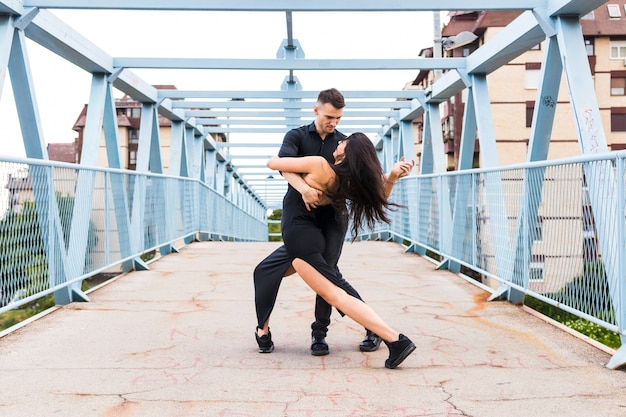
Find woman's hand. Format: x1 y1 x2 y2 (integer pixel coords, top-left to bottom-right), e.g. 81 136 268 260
388 157 415 182
384 157 414 198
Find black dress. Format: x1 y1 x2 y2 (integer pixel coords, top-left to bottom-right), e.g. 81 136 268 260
253 122 364 330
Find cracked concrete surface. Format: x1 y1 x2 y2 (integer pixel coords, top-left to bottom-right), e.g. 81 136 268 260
0 241 624 417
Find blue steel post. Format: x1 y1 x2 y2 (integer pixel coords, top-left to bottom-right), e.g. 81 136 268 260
450 84 477 271
472 74 517 302
606 155 626 369
556 16 623 363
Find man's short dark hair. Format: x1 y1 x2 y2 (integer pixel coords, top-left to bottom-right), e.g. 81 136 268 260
317 88 345 109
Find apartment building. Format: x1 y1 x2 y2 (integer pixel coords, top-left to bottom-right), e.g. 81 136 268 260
71 85 178 171
412 5 626 170
409 5 626 292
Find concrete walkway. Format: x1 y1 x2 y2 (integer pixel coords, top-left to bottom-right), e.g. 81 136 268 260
0 241 624 417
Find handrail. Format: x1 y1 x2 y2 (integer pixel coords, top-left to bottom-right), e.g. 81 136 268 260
0 157 267 313
366 151 626 368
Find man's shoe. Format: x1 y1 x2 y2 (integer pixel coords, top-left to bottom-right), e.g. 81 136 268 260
384 334 415 369
255 327 274 353
359 331 383 352
310 336 329 356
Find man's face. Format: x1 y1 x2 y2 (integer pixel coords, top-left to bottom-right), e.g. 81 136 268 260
314 102 343 136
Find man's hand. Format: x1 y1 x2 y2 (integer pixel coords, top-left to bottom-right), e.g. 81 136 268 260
281 171 323 211
301 186 323 211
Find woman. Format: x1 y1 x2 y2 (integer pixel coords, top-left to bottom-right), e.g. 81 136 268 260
266 132 416 369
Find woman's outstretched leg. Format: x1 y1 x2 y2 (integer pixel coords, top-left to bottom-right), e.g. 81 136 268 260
293 258 397 340
292 258 415 368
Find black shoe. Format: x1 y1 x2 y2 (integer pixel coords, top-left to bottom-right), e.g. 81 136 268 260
359 330 383 352
310 336 329 356
255 327 274 353
384 334 415 369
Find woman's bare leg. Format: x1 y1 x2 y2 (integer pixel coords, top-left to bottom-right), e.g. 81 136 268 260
292 258 399 342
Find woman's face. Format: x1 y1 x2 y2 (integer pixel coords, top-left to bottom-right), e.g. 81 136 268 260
333 139 348 163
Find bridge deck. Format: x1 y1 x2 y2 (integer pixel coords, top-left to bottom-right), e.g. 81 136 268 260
0 241 623 417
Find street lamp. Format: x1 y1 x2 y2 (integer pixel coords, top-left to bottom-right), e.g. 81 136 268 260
265 175 274 208
442 31 478 51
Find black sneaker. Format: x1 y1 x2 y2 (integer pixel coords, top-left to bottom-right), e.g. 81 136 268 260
359 330 383 352
255 327 274 353
310 335 329 356
384 334 415 369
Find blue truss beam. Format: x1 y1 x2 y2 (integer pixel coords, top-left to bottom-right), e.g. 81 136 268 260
548 0 609 16
171 100 414 110
24 1 544 12
114 57 465 71
203 126 383 134
197 119 388 126
159 90 426 100
186 110 400 118
0 0 20 14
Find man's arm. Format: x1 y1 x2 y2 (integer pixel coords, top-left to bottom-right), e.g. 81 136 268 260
268 155 326 211
281 172 323 210
277 129 324 211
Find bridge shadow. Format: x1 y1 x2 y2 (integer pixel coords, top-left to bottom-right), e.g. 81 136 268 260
0 241 623 417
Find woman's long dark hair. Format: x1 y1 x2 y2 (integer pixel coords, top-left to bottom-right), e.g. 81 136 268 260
326 132 400 240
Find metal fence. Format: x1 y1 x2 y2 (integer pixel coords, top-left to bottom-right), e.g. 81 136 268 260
2 151 625 367
0 157 267 313
377 151 625 368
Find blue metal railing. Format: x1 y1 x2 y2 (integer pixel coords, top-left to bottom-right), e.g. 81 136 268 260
0 156 267 313
370 151 626 368
1 151 625 367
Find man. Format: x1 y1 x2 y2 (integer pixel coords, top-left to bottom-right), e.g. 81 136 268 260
254 88 382 355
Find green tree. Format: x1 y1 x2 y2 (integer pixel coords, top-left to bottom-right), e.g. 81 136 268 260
268 209 282 242
0 201 46 306
0 193 98 307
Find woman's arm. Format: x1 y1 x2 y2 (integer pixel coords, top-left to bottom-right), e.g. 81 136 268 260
384 157 415 198
267 155 326 175
268 156 333 200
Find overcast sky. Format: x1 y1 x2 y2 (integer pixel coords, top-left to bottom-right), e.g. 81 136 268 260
0 10 448 158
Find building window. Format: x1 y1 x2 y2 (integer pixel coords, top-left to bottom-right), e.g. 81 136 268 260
611 107 626 131
524 63 541 89
526 101 535 128
128 128 140 144
608 4 621 18
584 38 594 56
610 40 626 59
129 150 137 167
442 116 453 142
125 107 141 118
529 254 545 282
534 215 544 242
611 71 626 95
